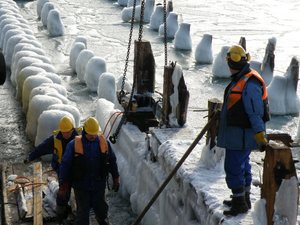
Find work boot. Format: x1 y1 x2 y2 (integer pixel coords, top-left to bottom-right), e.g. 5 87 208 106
223 192 251 209
223 195 249 216
245 192 251 209
223 195 233 207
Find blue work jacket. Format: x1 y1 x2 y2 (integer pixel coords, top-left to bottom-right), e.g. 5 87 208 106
217 65 266 150
59 131 119 191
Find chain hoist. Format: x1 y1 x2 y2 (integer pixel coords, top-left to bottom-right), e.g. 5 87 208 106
110 0 145 144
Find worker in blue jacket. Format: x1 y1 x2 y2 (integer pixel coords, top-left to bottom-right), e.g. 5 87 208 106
217 45 270 216
57 117 120 225
25 115 80 175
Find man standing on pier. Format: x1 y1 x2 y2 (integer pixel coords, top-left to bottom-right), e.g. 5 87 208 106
217 45 270 216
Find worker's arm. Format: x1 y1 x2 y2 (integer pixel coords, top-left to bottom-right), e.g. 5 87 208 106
28 135 54 161
243 78 266 133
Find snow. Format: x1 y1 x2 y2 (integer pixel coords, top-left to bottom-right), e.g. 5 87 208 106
195 34 213 65
97 72 116 103
174 22 192 51
149 5 164 31
84 56 107 92
47 9 65 37
158 12 178 39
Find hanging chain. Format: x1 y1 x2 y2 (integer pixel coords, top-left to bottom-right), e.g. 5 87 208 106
138 0 145 42
110 0 146 144
118 0 138 103
163 0 168 66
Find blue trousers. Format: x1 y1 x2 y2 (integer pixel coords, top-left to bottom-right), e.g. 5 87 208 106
224 148 252 190
74 188 108 225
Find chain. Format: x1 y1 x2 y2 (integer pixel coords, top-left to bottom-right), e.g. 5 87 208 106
118 0 138 103
111 0 146 144
163 0 168 66
138 0 145 42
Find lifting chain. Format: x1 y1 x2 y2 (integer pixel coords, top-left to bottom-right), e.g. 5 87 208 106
110 0 145 144
163 0 168 66
118 0 138 104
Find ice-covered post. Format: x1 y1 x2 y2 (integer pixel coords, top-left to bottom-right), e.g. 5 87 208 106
134 40 155 94
162 62 189 127
206 99 222 149
239 36 246 51
261 133 298 225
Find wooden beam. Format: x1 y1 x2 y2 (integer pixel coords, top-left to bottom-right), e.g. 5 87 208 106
33 162 43 225
206 99 222 149
1 163 9 225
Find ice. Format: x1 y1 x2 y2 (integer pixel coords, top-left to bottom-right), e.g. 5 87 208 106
174 22 192 51
97 72 116 103
47 9 65 37
195 34 213 65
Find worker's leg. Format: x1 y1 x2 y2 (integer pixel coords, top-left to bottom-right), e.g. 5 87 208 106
92 189 109 225
74 189 90 225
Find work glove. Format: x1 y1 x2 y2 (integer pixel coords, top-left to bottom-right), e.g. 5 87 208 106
56 182 71 206
254 131 268 151
56 204 68 223
23 157 30 164
112 177 120 192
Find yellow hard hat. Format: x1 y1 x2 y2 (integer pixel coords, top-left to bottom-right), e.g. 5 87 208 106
59 116 74 132
83 117 99 135
226 45 250 63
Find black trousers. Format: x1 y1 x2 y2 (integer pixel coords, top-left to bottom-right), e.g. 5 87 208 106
74 188 108 225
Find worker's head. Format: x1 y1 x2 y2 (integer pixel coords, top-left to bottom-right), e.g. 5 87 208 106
83 117 99 140
59 115 75 139
226 45 250 71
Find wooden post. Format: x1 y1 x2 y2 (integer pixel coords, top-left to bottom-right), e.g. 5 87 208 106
33 162 43 225
162 62 189 127
162 64 174 125
176 73 189 126
134 40 155 94
1 163 9 225
206 99 222 149
261 134 298 225
239 37 246 51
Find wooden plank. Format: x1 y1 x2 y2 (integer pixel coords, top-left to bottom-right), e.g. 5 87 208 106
1 163 9 225
33 162 43 225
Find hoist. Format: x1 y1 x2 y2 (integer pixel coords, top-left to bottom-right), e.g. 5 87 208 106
110 0 189 144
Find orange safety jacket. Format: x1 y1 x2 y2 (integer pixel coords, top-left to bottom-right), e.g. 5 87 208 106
226 69 270 128
227 70 268 109
74 133 108 155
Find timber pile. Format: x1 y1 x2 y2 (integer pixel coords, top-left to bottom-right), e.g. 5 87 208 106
1 162 58 225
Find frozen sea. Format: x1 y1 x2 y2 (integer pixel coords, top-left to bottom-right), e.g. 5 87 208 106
7 0 300 224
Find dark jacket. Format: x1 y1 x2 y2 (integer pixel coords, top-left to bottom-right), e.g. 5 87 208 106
29 129 78 174
59 131 119 191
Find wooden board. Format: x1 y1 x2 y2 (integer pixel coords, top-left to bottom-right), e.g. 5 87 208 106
33 162 43 225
